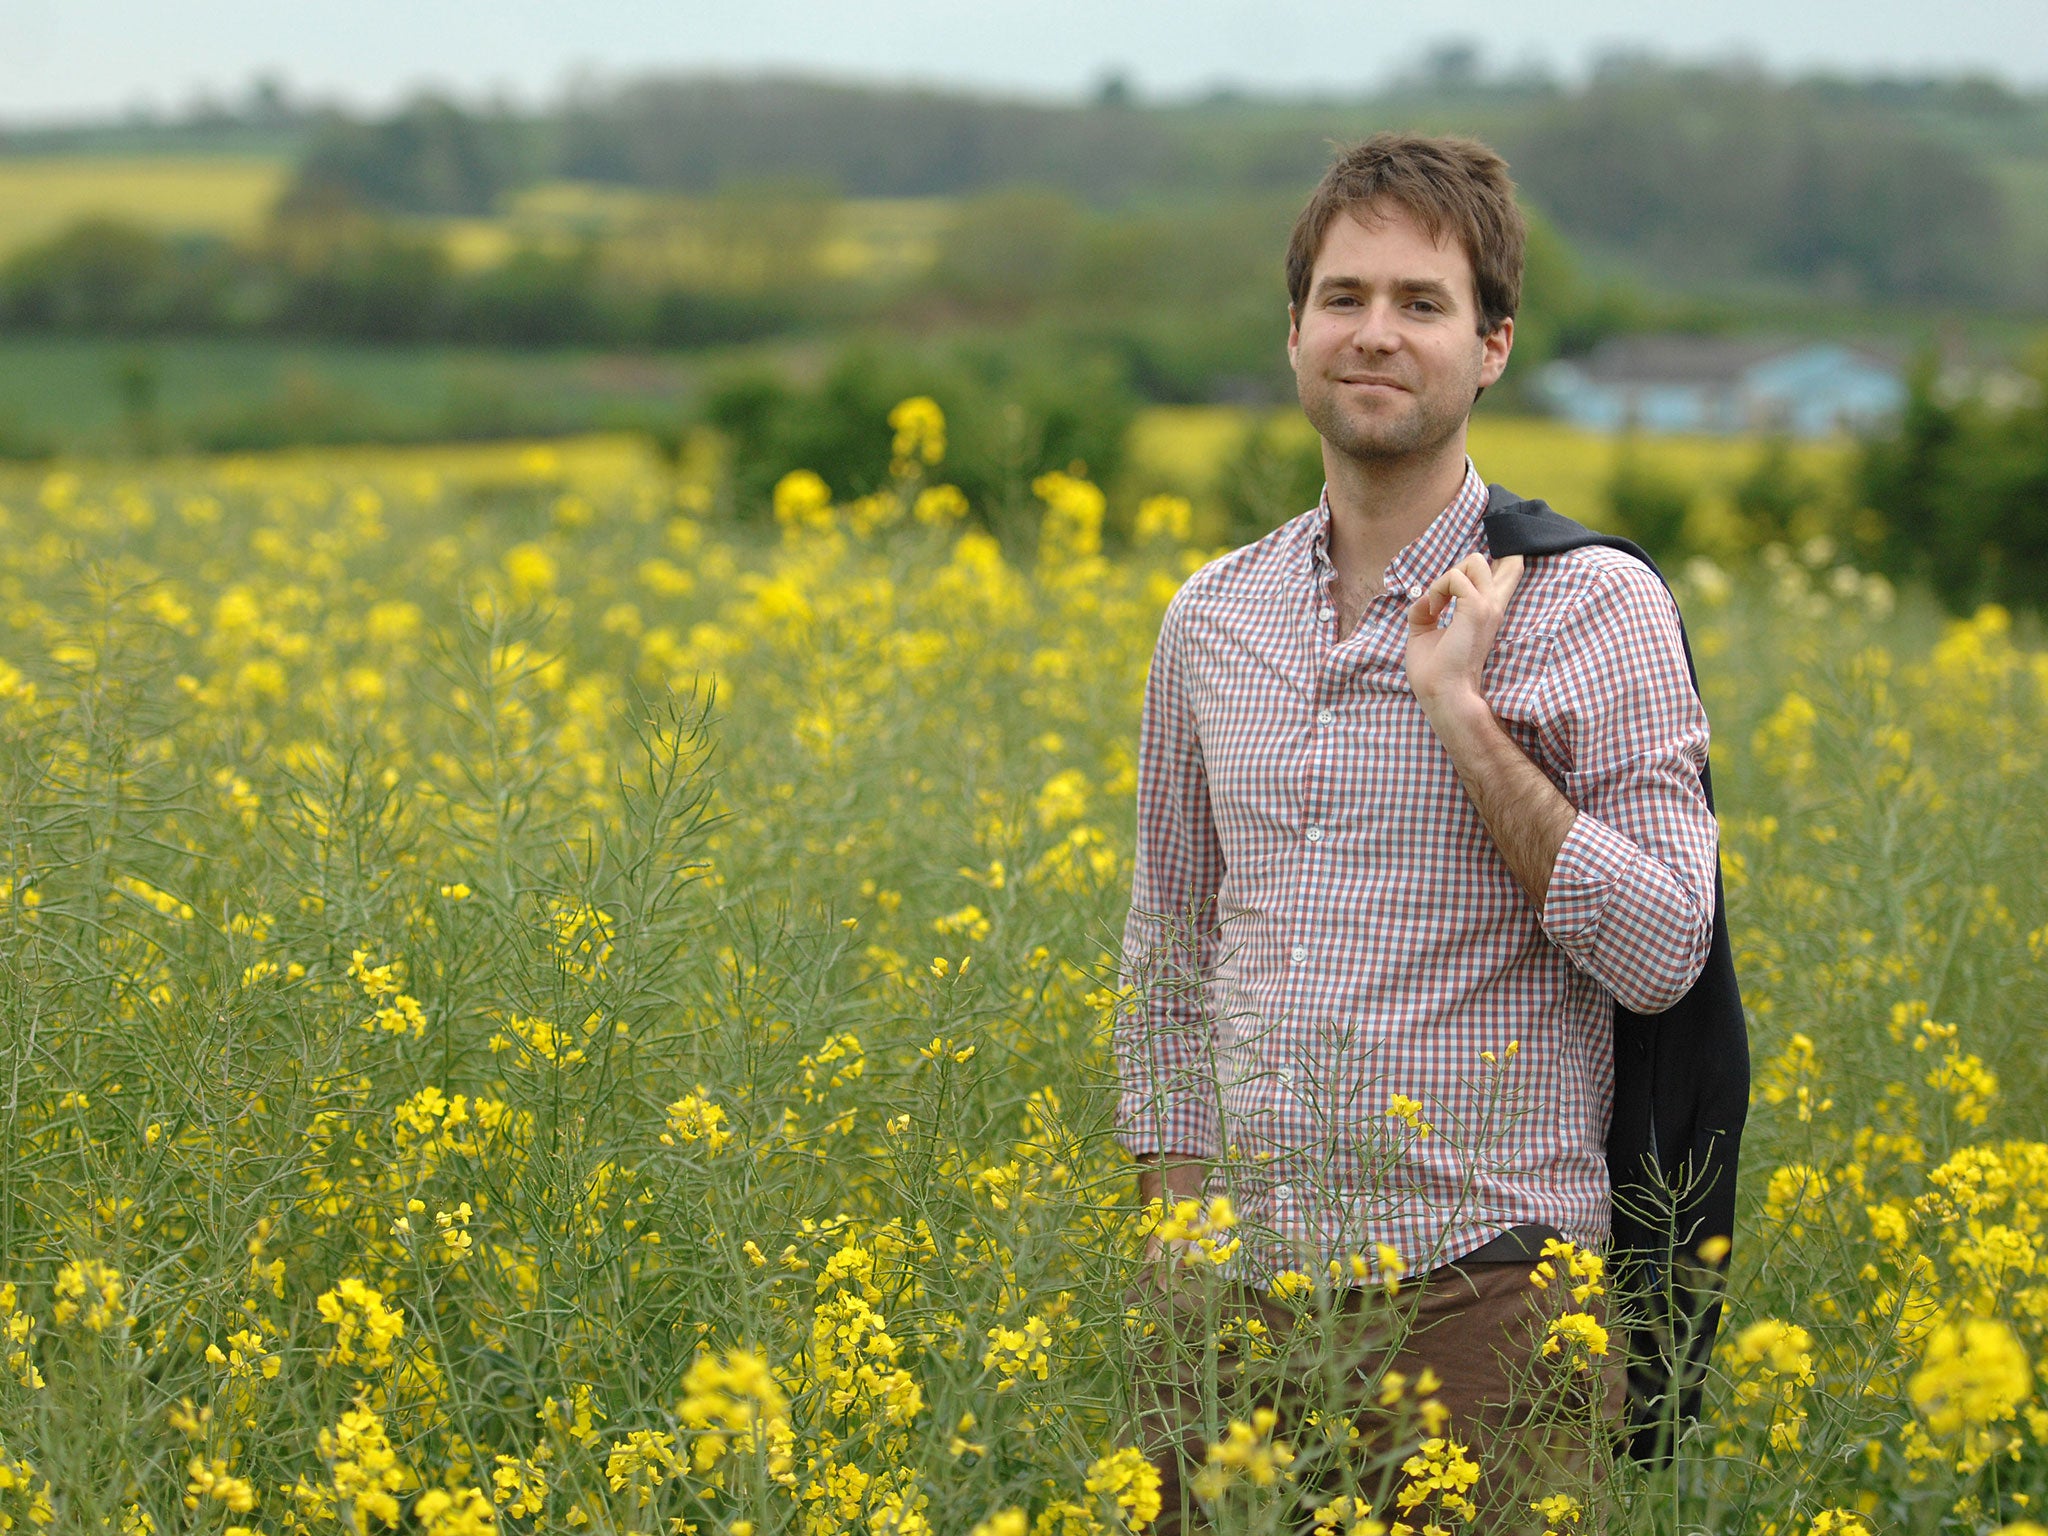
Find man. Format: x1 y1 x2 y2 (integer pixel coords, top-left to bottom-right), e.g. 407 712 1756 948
1116 134 1723 1528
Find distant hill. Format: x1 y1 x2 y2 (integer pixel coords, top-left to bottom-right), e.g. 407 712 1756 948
4 61 2045 320
276 65 2048 311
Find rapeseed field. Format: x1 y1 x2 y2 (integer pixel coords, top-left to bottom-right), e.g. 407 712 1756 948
1125 408 1857 554
0 158 287 256
0 409 2043 1536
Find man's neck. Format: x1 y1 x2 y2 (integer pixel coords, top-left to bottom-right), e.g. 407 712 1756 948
1321 434 1471 593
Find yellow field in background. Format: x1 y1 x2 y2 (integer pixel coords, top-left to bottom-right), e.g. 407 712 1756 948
445 183 952 282
1124 404 1258 492
1127 405 1861 545
0 156 287 254
1468 416 1856 534
0 157 951 287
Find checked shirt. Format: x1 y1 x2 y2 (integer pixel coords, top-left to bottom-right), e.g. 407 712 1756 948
1114 462 1719 1281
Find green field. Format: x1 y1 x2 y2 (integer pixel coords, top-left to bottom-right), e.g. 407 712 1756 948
0 337 762 454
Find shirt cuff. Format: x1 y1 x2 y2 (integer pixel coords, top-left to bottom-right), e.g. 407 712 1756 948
1113 1101 1220 1164
1541 810 1640 955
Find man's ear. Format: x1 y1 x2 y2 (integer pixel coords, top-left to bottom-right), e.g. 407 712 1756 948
1286 302 1300 370
1478 315 1514 389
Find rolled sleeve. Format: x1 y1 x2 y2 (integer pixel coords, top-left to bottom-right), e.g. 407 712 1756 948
1540 810 1642 946
1115 590 1225 1162
1535 558 1717 1015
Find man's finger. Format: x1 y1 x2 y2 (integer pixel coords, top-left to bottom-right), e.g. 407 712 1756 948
1411 568 1484 630
1406 597 1446 632
1436 567 1486 607
1492 554 1526 606
1408 578 1451 627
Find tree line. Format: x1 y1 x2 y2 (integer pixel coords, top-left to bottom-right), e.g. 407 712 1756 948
264 63 2045 310
1859 355 2048 615
0 213 792 349
3 60 2041 323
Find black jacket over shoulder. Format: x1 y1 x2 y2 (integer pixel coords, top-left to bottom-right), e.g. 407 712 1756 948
1481 484 1750 1463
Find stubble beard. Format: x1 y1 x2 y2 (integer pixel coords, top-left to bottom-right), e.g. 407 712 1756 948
1298 372 1472 470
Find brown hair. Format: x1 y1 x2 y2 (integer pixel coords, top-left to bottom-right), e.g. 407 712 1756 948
1285 133 1525 335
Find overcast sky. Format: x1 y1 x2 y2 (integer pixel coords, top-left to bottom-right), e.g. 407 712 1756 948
7 0 2045 124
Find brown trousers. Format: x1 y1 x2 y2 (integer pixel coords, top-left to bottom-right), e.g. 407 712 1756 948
1130 1260 1627 1535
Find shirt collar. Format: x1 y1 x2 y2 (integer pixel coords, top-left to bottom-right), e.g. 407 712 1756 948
1297 459 1490 593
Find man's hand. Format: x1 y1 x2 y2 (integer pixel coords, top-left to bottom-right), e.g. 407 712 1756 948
1401 552 1575 910
1404 552 1525 717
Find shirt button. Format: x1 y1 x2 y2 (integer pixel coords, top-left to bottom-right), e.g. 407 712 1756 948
1277 1068 1295 1087
1316 708 1333 725
1406 582 1425 601
1289 944 1307 964
1274 1184 1295 1202
1317 605 1334 622
1305 825 1323 843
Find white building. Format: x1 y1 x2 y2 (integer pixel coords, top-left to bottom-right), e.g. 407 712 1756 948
1539 337 1904 437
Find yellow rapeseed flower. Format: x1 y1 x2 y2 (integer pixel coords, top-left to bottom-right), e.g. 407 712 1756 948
1084 1446 1162 1530
773 470 834 532
51 1258 129 1332
1908 1317 2031 1438
414 1485 497 1536
889 396 947 475
315 1279 404 1371
982 1316 1052 1393
1194 1409 1296 1499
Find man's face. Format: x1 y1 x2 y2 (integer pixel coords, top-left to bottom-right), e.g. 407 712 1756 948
1287 201 1512 467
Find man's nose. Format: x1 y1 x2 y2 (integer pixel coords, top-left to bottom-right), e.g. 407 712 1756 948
1348 298 1403 353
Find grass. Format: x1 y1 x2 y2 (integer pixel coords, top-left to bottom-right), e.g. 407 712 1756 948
0 336 779 455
